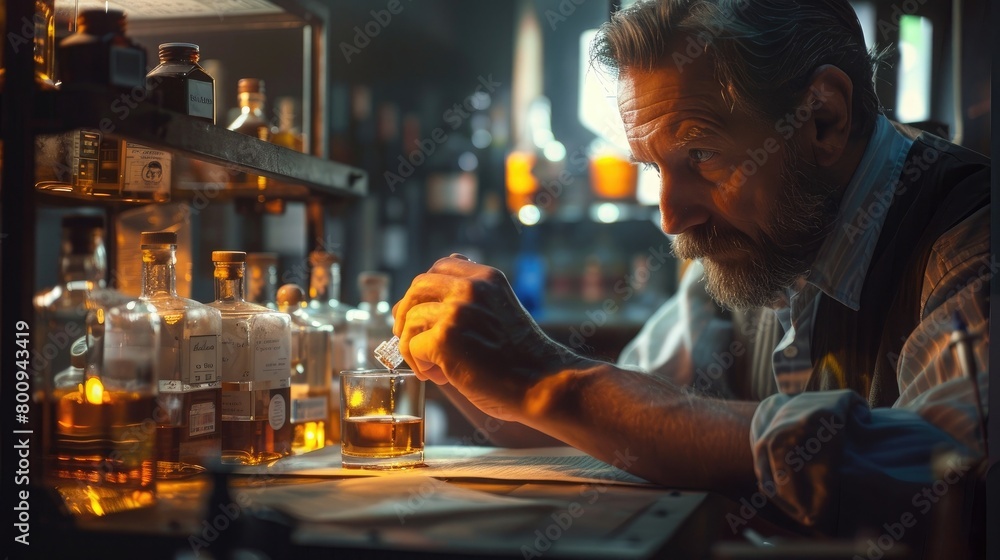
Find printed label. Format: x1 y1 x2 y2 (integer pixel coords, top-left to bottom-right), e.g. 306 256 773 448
291 396 328 423
251 316 291 384
186 334 220 384
69 130 101 187
187 80 214 120
122 143 171 193
189 401 216 436
221 321 252 382
222 390 254 420
269 393 287 431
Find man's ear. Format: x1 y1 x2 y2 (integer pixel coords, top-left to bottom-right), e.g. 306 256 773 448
802 65 854 167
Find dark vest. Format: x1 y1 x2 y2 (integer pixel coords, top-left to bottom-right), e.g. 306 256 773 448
736 130 991 407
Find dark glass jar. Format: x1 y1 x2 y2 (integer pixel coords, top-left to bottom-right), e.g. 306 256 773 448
56 9 146 90
146 43 216 124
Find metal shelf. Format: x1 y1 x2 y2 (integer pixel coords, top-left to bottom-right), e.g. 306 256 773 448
32 87 367 200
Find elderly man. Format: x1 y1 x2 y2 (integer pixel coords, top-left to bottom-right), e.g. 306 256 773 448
391 0 989 552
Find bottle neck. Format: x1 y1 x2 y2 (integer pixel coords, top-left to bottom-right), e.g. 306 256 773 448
309 262 343 303
214 263 246 302
60 239 108 285
140 246 178 298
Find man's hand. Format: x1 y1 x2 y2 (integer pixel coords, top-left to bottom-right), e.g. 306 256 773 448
391 254 577 422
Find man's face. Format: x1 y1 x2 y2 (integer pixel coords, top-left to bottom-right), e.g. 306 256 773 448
618 60 841 310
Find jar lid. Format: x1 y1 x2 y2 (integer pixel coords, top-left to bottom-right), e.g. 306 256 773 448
159 42 199 51
212 251 247 263
140 231 177 245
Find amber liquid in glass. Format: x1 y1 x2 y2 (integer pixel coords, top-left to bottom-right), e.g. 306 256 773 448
342 415 424 457
46 386 157 516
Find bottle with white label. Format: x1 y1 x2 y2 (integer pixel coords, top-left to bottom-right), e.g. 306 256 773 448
146 43 216 124
207 251 292 465
138 231 223 478
277 284 333 454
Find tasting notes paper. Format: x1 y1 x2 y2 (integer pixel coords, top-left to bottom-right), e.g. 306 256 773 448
237 446 650 486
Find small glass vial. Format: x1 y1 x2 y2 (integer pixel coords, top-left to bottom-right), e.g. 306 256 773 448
138 231 223 478
207 251 292 465
277 284 334 454
147 42 216 124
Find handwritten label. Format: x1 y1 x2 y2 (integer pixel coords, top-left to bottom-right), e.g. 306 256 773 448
186 334 220 384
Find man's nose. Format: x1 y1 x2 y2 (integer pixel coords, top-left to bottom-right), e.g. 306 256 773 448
658 169 710 235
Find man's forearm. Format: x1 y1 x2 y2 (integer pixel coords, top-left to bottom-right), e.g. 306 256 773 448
522 358 760 496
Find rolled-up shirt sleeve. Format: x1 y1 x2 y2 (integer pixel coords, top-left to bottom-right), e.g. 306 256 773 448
749 212 989 536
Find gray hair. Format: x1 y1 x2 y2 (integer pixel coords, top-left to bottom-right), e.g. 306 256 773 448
592 0 885 137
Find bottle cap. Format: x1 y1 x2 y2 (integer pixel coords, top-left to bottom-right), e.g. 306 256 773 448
212 251 247 263
77 9 127 35
276 284 306 308
158 42 200 62
140 231 177 245
237 78 265 95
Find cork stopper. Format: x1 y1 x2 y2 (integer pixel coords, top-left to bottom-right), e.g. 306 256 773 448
212 251 247 263
140 231 177 245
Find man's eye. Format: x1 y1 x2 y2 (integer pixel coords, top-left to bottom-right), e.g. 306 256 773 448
689 149 716 163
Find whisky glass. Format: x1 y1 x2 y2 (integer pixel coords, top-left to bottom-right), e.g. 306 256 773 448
340 369 425 469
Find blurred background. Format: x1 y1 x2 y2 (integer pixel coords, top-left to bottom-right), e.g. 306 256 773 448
34 0 992 366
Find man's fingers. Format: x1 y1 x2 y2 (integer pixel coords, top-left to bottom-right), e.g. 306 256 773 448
392 272 467 334
397 302 449 385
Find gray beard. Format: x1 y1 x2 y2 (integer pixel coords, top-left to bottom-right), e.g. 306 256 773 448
671 160 842 311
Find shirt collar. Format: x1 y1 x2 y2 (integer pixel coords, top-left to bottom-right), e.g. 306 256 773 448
804 115 914 310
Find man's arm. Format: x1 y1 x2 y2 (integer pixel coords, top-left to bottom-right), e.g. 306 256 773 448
392 255 759 497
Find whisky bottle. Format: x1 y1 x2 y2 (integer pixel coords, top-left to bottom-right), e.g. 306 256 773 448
227 78 269 190
269 96 305 153
306 251 358 376
277 284 334 454
207 251 292 465
138 231 223 478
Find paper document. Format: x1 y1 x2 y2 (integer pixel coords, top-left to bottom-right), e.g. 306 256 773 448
239 446 650 486
241 474 562 524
